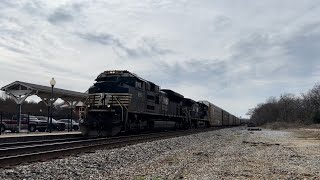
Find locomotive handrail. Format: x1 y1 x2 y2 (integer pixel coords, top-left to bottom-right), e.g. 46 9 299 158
115 96 128 111
114 96 130 127
118 96 129 122
114 96 124 122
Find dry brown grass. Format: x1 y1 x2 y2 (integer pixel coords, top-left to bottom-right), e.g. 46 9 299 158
261 121 306 130
295 129 320 140
261 122 320 140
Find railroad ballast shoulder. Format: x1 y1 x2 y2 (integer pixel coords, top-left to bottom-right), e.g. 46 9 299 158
80 70 240 136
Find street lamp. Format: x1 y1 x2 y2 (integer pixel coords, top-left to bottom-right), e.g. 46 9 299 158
49 78 56 133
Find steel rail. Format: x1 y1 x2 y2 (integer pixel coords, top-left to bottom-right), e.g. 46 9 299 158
0 127 224 168
0 137 92 149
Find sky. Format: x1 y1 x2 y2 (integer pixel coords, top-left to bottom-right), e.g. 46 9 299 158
1 0 320 118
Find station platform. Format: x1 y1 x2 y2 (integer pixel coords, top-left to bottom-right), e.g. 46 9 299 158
0 131 82 143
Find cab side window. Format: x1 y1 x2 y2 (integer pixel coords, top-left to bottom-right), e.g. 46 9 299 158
136 81 142 89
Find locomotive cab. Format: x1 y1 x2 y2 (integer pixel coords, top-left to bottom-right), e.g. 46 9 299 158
83 70 148 136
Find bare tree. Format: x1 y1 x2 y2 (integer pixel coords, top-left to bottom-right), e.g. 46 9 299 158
248 82 320 125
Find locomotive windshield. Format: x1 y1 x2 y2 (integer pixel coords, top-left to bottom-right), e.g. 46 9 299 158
96 76 119 82
89 75 137 94
96 75 136 86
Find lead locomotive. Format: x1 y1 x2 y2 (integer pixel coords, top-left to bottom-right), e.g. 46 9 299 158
80 70 240 136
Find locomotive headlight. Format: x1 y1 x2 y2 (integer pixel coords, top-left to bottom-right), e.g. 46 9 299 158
107 104 111 108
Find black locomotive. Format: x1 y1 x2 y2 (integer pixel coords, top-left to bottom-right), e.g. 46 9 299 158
80 70 240 136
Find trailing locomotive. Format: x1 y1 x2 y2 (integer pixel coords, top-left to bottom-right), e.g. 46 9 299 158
80 70 240 136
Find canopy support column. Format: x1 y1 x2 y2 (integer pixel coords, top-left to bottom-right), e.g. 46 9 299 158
6 89 33 133
63 100 80 132
38 96 58 132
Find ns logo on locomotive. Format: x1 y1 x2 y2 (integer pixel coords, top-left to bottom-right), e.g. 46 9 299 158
80 70 240 136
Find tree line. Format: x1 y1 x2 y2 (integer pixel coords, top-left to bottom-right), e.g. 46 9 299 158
0 94 78 120
247 83 320 125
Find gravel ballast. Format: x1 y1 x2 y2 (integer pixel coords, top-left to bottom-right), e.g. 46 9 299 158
0 127 319 179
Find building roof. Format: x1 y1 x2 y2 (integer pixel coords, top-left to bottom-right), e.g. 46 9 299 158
1 81 87 102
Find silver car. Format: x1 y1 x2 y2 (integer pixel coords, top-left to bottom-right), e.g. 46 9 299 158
57 119 80 131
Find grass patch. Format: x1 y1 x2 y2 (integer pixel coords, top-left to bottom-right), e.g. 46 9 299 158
261 122 304 130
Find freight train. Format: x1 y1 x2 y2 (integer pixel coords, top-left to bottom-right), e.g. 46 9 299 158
80 70 240 136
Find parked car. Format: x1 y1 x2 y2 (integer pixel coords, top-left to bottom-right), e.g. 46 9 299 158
36 116 66 131
57 119 80 131
0 114 47 132
51 119 66 131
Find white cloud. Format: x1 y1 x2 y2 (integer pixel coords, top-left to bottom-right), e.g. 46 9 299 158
1 0 320 117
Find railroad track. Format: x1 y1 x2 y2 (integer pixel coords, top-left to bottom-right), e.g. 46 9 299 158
0 137 92 149
0 132 82 144
0 127 222 168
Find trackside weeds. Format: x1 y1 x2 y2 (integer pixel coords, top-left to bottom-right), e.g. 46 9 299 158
0 127 319 179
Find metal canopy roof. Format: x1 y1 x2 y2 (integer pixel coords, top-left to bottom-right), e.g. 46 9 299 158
1 81 87 104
